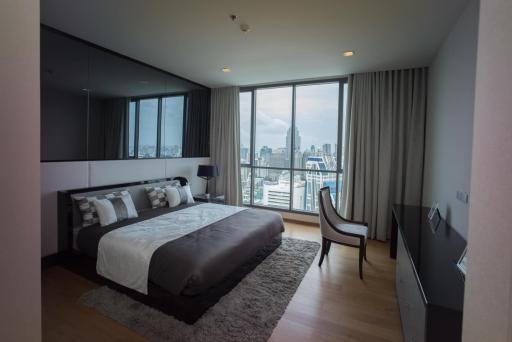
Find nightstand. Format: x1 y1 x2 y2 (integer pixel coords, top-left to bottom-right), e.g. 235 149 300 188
193 194 225 204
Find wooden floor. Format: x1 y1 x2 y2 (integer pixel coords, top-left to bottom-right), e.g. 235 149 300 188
42 220 403 342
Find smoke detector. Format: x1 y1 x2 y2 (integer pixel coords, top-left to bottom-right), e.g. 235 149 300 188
240 23 251 33
229 14 251 33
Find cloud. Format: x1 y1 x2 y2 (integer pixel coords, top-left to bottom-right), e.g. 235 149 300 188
239 82 343 153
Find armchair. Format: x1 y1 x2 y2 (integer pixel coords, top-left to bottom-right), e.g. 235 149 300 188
318 187 368 279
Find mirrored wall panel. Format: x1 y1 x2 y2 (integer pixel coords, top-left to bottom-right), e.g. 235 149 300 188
41 26 210 161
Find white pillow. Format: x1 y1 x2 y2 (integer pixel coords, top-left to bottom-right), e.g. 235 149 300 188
182 185 195 204
165 187 183 207
93 193 138 227
165 185 194 207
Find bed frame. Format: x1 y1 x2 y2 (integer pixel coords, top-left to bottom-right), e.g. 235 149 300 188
57 177 282 324
57 177 186 252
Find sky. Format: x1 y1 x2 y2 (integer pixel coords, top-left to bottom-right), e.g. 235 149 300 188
133 96 184 149
240 82 347 154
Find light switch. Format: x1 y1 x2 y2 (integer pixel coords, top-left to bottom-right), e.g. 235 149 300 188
456 190 469 204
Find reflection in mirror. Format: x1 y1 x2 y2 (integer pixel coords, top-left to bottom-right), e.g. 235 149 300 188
40 26 210 161
183 89 210 157
161 96 185 158
41 28 89 161
138 98 159 158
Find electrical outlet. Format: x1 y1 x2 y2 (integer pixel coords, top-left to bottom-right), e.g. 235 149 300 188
456 191 469 204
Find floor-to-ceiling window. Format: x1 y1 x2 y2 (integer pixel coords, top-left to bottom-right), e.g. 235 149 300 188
240 79 348 214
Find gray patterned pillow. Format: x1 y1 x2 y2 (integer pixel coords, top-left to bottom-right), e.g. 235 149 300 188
74 190 129 227
145 181 180 208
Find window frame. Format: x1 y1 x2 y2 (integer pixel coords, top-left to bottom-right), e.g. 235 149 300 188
240 78 348 216
127 92 187 159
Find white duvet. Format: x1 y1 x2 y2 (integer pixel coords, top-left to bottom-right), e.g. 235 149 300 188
96 203 247 294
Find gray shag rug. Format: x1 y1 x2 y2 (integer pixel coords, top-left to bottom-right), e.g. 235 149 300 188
80 237 320 342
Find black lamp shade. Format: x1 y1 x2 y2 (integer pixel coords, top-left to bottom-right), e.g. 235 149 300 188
197 165 219 178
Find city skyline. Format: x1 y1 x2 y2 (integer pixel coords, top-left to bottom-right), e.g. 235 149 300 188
240 83 340 155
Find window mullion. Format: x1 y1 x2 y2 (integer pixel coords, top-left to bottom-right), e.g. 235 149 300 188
156 97 162 158
134 100 140 159
182 95 187 158
250 90 256 206
289 85 296 211
335 79 346 211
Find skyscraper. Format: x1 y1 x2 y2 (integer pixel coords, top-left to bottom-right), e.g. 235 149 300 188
286 126 301 155
285 126 302 168
259 146 272 163
304 155 337 211
240 146 249 163
322 143 332 156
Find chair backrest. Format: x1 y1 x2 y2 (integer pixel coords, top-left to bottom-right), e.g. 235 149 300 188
318 187 338 236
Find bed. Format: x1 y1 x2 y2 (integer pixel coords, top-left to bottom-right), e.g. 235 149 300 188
57 177 284 323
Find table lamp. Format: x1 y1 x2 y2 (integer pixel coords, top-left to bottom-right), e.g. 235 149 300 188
197 165 219 197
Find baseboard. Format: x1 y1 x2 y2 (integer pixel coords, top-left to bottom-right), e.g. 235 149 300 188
280 211 319 225
283 218 319 227
41 252 66 269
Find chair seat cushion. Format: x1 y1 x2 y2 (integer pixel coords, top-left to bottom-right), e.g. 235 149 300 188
330 222 368 246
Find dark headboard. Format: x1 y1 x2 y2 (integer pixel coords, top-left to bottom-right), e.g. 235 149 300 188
57 177 188 252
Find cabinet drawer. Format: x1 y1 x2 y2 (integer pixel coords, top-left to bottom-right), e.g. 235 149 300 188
396 232 427 342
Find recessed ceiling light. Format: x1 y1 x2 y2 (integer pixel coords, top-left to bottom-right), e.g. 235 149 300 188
222 67 232 73
343 51 355 57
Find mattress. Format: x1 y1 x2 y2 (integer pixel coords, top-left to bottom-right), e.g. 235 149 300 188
76 203 284 296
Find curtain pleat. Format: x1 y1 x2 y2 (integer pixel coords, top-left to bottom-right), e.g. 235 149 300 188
103 98 126 159
209 87 242 206
184 89 211 157
341 68 428 240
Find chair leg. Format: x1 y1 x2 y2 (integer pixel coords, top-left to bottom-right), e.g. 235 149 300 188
364 242 368 262
326 240 332 255
359 239 364 279
318 238 327 267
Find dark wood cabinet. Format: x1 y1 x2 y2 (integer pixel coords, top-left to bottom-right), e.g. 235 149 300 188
391 205 466 342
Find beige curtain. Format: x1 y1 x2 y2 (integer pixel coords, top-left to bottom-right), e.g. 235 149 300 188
341 68 428 240
210 87 242 206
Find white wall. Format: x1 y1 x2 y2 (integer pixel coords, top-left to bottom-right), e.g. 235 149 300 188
41 158 209 256
422 0 479 238
0 0 41 341
463 0 512 341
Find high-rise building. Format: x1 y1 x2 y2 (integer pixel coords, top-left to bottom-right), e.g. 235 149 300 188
240 146 249 163
303 156 337 211
259 146 272 163
286 126 301 155
322 143 331 156
262 172 305 209
270 148 287 168
240 167 251 204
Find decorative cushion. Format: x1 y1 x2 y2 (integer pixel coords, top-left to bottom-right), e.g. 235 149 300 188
165 186 189 207
145 181 181 208
93 193 138 227
75 190 128 227
181 185 195 204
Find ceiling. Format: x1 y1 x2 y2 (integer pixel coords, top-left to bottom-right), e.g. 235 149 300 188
41 0 469 88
